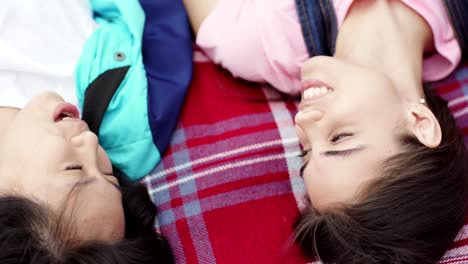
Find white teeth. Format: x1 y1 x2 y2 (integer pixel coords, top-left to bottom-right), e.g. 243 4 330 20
303 86 332 99
321 87 328 94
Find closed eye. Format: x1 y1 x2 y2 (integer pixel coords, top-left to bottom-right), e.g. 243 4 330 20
65 165 83 170
331 132 353 143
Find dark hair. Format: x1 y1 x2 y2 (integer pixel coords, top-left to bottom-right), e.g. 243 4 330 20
0 175 174 264
294 87 468 264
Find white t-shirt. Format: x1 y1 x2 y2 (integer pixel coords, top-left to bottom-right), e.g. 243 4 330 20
0 0 97 110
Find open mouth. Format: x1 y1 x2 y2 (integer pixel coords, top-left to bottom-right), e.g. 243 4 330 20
53 102 80 122
301 80 334 101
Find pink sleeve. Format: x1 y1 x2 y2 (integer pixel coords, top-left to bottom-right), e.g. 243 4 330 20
335 0 462 82
401 0 462 82
196 0 308 95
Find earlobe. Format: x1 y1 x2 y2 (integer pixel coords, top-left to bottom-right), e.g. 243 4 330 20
409 104 442 148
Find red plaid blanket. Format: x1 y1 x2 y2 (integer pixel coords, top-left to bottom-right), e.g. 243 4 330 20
143 52 468 264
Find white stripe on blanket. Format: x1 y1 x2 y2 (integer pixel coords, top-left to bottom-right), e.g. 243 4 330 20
149 151 301 195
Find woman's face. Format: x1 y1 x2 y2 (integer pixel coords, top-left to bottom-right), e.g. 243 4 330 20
0 92 125 242
295 56 410 210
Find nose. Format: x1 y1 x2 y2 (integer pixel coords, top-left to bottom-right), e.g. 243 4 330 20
295 109 325 124
71 131 100 170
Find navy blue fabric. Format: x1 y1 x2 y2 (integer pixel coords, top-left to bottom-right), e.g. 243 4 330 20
294 0 337 57
444 0 468 58
139 0 193 154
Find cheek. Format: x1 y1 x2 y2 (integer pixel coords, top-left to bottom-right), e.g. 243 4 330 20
0 135 64 186
97 146 113 174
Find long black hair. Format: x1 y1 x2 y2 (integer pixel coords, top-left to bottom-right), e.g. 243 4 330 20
0 171 174 264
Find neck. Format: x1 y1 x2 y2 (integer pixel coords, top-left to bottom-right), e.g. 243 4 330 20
335 0 433 103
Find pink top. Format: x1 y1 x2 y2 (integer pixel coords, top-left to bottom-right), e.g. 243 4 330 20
197 0 461 95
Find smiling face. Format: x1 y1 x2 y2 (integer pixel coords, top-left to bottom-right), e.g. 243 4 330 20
0 92 125 242
295 56 413 210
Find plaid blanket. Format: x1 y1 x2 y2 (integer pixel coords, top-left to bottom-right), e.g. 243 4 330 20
143 51 468 264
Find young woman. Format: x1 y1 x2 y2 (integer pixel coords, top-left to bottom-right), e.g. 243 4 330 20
0 0 192 262
184 0 468 263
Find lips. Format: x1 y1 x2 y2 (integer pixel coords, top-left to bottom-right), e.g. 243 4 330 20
53 102 80 122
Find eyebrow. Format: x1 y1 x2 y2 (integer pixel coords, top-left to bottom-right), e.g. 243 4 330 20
299 161 309 178
321 145 368 157
76 176 121 192
298 146 367 177
298 149 311 178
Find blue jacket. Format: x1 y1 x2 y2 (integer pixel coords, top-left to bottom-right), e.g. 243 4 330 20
76 0 192 180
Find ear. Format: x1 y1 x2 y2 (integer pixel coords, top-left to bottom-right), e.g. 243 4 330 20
407 104 442 148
